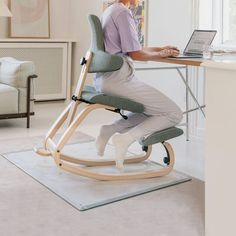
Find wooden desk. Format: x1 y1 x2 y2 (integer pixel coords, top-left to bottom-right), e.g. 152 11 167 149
201 58 236 236
140 55 236 236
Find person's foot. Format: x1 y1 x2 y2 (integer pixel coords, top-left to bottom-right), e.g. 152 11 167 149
112 133 134 170
95 125 117 156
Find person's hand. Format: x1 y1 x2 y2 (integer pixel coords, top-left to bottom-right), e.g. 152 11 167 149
159 48 180 57
162 45 180 51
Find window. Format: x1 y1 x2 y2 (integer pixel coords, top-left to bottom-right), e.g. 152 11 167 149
223 0 236 44
199 0 236 46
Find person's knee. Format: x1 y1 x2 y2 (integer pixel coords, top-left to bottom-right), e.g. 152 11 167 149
168 108 183 125
176 111 183 124
176 108 183 123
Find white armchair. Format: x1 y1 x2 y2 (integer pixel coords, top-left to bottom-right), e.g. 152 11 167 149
0 57 37 128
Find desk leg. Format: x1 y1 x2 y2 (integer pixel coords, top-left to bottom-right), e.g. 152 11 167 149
177 67 206 141
177 68 206 118
186 66 190 141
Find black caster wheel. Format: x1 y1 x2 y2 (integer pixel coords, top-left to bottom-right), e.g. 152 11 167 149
163 156 170 165
142 146 148 152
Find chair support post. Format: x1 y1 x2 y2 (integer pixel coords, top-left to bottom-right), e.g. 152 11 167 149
68 51 93 125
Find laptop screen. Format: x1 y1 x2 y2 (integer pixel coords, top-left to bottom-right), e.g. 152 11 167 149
184 30 217 55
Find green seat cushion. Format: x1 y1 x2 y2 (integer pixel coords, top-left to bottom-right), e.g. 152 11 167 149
81 86 144 113
141 127 184 146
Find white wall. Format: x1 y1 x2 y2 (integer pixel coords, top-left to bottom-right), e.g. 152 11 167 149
148 0 194 48
0 17 8 38
49 0 70 38
69 0 104 86
0 0 10 38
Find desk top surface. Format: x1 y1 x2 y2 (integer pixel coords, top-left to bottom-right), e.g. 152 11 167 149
135 55 236 68
153 57 204 66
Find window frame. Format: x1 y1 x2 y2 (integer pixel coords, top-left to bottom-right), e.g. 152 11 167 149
212 0 236 45
199 0 236 46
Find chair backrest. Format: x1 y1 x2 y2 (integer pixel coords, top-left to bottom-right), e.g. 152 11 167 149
88 15 123 73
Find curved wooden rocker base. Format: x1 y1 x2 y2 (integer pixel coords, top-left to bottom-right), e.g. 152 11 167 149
35 147 51 156
52 142 175 181
35 146 151 166
35 141 175 181
60 145 152 167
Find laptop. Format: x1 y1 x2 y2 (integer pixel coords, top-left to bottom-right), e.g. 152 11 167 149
173 30 217 58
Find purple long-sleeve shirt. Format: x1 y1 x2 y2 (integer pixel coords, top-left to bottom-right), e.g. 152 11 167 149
101 3 142 55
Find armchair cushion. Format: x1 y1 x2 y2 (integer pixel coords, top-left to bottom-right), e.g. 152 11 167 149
0 57 35 88
0 83 18 114
0 57 35 114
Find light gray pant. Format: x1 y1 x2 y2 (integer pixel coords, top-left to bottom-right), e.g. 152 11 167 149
94 57 183 141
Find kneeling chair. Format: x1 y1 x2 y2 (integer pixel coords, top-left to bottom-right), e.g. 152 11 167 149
36 15 183 181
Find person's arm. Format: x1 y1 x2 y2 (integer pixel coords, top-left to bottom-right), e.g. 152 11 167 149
142 47 163 52
143 46 180 53
115 10 180 61
128 48 180 61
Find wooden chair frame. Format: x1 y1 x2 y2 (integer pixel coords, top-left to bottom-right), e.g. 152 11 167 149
35 52 176 181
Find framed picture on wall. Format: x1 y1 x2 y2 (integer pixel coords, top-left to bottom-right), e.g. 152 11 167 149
9 0 50 38
102 0 148 46
130 0 148 47
102 0 115 11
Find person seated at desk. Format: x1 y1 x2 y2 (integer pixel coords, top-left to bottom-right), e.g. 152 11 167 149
94 0 183 169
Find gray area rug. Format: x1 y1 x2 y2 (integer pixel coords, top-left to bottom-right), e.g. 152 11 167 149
0 131 94 154
2 141 191 211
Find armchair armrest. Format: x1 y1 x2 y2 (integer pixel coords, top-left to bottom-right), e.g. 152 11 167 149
27 74 38 101
26 74 38 128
